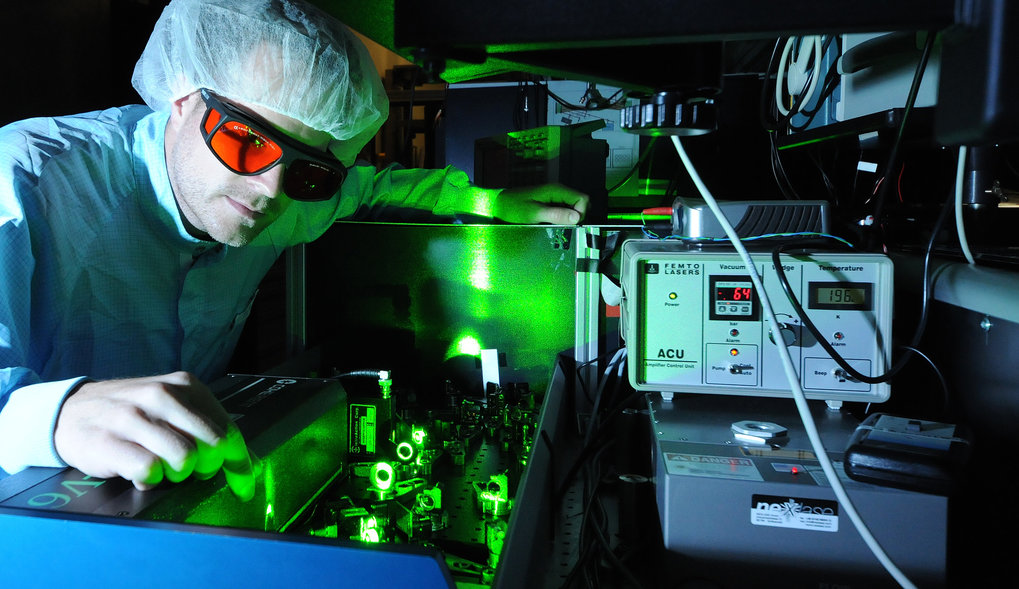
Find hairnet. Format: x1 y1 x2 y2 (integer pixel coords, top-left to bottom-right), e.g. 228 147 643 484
132 0 389 165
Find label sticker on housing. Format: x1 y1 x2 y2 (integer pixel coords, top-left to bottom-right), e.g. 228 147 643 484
750 494 839 532
663 452 763 481
349 403 377 455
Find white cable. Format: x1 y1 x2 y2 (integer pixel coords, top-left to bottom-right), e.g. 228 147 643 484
775 36 823 118
954 146 976 264
798 36 823 115
775 38 795 117
604 347 626 377
670 135 917 589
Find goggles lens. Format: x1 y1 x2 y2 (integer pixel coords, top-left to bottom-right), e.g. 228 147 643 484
199 90 346 201
203 109 284 173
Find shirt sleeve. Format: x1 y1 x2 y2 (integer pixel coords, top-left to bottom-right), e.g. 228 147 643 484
278 163 504 246
337 164 504 222
0 124 84 475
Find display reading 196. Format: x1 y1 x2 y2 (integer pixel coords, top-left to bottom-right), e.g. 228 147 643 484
709 275 760 321
808 281 873 310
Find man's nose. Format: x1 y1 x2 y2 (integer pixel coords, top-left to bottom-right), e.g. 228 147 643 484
250 163 286 198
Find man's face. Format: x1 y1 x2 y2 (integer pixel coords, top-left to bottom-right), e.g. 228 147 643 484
165 91 335 247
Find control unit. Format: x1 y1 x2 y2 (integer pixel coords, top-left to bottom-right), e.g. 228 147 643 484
621 240 893 402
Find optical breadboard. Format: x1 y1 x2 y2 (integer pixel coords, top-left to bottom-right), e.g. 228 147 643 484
621 240 893 402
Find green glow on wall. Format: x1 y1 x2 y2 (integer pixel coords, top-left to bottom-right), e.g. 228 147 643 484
467 188 495 218
262 460 276 531
447 333 482 360
466 230 493 320
469 257 491 292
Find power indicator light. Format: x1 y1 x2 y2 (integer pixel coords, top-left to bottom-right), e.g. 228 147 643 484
668 292 678 300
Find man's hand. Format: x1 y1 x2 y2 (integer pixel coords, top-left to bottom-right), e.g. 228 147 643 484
492 184 589 225
53 371 256 501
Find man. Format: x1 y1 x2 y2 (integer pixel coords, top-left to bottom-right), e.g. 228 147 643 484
0 0 587 500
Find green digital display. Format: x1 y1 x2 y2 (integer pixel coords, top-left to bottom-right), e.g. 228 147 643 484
808 281 873 310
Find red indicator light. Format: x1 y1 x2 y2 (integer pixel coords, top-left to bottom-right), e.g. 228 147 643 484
791 467 799 475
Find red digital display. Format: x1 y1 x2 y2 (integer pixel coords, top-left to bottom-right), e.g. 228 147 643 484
716 284 754 302
710 277 758 320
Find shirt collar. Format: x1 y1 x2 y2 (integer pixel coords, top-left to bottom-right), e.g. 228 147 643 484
132 109 218 250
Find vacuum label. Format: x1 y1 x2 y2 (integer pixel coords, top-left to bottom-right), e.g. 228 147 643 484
750 493 839 532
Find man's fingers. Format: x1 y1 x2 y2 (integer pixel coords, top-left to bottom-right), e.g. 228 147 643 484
220 423 256 502
94 438 164 491
164 371 233 429
162 452 197 484
136 460 164 490
101 404 194 470
536 205 582 225
494 184 589 224
193 437 224 480
54 373 259 499
130 375 227 446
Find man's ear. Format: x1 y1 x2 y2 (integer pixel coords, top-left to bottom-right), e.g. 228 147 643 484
170 91 201 122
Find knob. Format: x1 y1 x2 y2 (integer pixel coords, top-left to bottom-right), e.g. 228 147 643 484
768 322 798 346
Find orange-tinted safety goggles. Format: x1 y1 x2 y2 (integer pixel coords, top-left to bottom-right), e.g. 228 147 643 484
199 88 347 202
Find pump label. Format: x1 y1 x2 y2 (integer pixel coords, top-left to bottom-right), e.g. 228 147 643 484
349 404 377 455
750 494 839 532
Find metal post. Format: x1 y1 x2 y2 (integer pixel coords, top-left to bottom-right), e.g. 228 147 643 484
574 226 601 408
285 244 307 357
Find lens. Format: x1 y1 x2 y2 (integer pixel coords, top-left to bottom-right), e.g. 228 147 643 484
201 99 344 201
284 159 344 201
206 110 283 174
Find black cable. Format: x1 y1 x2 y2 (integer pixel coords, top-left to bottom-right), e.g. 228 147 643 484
770 188 955 384
561 465 606 589
769 133 802 200
583 353 626 449
575 348 625 406
787 37 843 131
788 62 841 131
761 36 843 202
869 31 937 250
608 137 658 194
758 38 785 132
540 429 558 542
547 86 589 111
809 150 838 200
899 344 951 413
760 35 836 134
588 493 645 588
553 387 646 507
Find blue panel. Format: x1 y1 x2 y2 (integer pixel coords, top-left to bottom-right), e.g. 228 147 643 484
0 508 454 588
